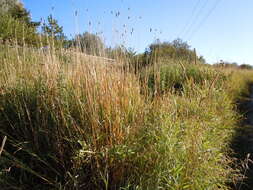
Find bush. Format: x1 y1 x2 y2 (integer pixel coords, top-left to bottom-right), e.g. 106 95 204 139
145 63 227 95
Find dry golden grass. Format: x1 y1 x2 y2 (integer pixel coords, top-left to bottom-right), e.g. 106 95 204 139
0 45 253 189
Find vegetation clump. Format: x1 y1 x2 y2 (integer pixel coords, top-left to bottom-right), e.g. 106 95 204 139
1 2 253 190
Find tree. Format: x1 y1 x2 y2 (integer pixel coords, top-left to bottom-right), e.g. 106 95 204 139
9 3 40 27
240 64 253 70
42 15 65 40
198 56 206 64
0 0 19 13
9 2 30 23
0 0 39 46
147 41 176 59
171 38 190 49
73 32 105 56
0 0 37 26
0 14 38 46
146 38 196 63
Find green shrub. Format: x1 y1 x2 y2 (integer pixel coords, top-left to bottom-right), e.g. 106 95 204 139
145 63 227 95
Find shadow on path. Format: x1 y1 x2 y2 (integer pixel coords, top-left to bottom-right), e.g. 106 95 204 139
230 85 253 190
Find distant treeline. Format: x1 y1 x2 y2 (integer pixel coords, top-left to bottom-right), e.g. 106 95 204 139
1 0 249 69
214 61 253 70
0 1 203 62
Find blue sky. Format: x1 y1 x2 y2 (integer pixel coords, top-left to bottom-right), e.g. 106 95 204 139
22 0 253 65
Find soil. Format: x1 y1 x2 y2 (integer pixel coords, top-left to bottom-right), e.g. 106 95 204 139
230 86 253 190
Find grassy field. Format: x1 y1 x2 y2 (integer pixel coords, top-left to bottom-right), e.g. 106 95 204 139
0 45 253 189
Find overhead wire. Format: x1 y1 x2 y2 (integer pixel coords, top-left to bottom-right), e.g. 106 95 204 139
182 0 209 40
187 0 222 41
178 0 201 38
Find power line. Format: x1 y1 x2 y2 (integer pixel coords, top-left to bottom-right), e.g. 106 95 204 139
178 0 201 38
187 0 222 41
182 0 209 40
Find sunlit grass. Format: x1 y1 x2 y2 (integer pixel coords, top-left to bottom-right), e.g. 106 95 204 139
0 44 253 189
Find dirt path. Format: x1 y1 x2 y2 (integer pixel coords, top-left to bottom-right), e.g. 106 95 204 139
230 86 253 190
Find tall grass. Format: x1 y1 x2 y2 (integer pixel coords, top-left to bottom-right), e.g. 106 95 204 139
0 44 252 189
